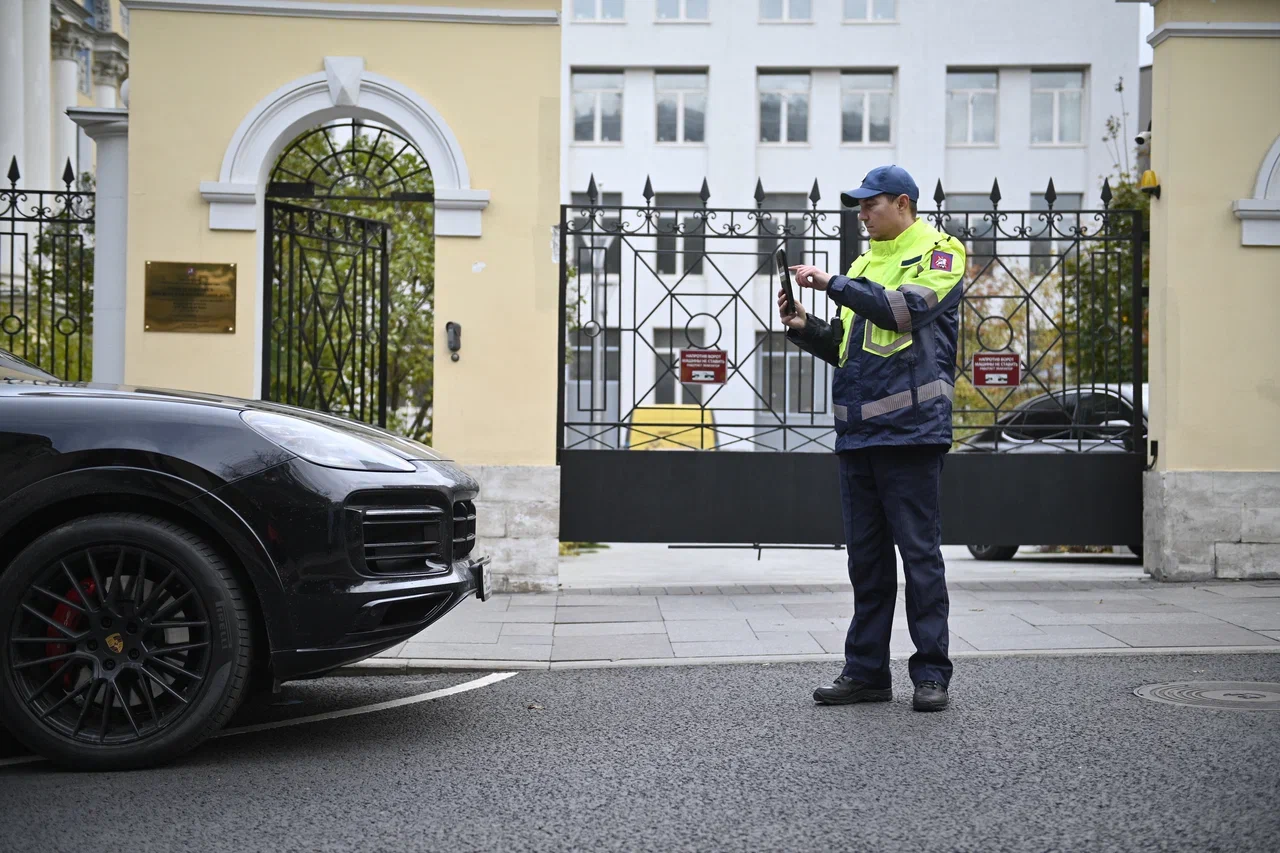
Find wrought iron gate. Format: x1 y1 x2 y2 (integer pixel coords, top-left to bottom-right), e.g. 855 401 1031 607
1 158 94 380
263 200 391 427
558 176 1146 547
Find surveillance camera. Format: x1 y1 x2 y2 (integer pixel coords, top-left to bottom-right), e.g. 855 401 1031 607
1135 130 1152 146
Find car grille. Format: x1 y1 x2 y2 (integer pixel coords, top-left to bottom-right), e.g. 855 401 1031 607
361 506 448 575
453 501 477 559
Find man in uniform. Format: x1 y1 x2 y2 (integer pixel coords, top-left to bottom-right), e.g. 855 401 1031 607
779 165 964 712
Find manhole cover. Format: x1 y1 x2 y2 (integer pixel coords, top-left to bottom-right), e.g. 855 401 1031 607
1134 681 1280 711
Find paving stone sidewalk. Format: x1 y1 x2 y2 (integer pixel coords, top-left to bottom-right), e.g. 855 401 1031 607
356 577 1280 672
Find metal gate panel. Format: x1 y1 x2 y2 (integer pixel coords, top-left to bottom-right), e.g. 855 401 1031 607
559 449 1142 546
263 200 390 426
557 177 1147 547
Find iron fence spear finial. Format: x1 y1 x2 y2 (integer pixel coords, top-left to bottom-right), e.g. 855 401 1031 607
7 156 19 187
586 173 598 206
754 178 766 208
933 179 945 210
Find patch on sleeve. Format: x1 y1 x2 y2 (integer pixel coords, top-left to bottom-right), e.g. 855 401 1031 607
930 250 954 272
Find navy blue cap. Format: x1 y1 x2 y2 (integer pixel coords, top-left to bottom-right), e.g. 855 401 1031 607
841 165 919 206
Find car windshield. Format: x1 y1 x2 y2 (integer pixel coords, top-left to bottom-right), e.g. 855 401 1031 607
0 349 59 382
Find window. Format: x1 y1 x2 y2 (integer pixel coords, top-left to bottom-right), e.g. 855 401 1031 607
843 0 895 21
571 191 623 277
946 71 998 145
758 73 809 143
1031 71 1084 145
573 0 624 21
568 328 621 382
943 193 995 265
654 194 707 277
841 72 893 144
1074 391 1135 441
760 0 811 21
1004 393 1076 442
656 73 707 143
1029 191 1082 275
573 72 624 143
758 331 824 415
756 193 812 269
655 328 705 405
657 0 708 21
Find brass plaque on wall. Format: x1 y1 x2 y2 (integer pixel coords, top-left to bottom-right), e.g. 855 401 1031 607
144 262 237 333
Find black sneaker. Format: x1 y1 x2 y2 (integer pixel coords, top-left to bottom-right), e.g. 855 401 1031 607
813 676 892 705
912 681 948 712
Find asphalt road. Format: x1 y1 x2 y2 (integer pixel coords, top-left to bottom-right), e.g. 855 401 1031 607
3 654 1279 853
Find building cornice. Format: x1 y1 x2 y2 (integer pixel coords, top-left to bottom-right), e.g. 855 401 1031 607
1148 21 1280 47
121 0 560 25
52 0 94 28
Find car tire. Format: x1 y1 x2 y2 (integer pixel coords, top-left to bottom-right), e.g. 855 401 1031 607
0 514 252 770
966 545 1020 561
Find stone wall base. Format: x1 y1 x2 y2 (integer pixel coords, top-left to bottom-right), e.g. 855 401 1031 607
1144 470 1280 581
470 465 560 593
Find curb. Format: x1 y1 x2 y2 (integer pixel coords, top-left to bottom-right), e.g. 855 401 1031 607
335 644 1280 675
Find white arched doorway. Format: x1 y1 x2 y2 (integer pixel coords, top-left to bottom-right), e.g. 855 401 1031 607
197 58 490 398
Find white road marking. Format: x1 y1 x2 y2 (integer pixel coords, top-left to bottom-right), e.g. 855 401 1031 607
218 671 517 737
0 671 518 767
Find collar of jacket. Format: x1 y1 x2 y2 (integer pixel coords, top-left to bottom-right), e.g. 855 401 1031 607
867 217 930 257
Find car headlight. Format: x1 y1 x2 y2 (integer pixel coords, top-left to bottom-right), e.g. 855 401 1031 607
241 411 415 472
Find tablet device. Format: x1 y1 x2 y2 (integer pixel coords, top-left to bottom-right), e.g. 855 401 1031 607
775 247 796 316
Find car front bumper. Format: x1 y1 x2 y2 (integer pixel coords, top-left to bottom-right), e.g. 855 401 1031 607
272 554 491 681
202 456 494 682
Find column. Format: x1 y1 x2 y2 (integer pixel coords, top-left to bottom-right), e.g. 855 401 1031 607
68 108 129 385
52 24 91 187
22 0 51 189
0 1 25 177
93 53 129 110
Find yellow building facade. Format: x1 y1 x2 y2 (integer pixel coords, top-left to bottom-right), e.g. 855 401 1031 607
76 0 564 590
1134 0 1280 579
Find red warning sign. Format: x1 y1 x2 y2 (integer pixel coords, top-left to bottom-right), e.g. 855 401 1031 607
973 352 1022 387
679 349 728 384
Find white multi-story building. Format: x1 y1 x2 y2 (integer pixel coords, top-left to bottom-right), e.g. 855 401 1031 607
559 0 1143 452
562 0 1141 214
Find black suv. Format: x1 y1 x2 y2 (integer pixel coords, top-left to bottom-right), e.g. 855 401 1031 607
0 350 489 769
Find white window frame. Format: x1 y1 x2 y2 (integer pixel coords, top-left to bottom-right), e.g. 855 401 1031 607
656 0 709 23
1030 70 1086 147
842 0 897 23
655 73 708 145
572 72 625 145
946 72 999 148
760 0 813 24
840 72 895 146
757 73 811 146
571 0 625 23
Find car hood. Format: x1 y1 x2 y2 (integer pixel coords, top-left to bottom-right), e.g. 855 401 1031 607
0 380 452 462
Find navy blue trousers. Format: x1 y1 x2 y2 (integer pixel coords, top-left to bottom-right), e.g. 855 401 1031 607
838 445 952 687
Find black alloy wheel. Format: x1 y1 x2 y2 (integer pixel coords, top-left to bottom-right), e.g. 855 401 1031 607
0 514 252 770
966 545 1020 561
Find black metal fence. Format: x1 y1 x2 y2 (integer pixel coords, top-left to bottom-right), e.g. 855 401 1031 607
262 200 391 427
558 174 1145 458
0 158 95 380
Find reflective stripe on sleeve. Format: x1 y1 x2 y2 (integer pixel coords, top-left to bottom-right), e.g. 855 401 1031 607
884 288 911 332
898 283 939 309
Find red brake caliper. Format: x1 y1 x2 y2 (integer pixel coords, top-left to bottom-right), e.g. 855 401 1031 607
47 580 95 687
